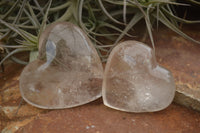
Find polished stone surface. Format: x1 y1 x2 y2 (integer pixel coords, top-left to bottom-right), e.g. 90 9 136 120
19 22 103 109
103 41 175 112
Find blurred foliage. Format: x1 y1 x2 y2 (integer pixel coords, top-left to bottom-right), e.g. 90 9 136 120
0 0 200 65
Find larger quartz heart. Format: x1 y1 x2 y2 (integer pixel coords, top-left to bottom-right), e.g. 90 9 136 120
20 22 103 109
102 41 175 112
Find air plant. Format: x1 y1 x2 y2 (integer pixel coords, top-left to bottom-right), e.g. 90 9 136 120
0 0 200 66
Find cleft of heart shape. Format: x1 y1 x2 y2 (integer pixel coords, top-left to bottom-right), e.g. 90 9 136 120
102 41 176 112
19 22 103 109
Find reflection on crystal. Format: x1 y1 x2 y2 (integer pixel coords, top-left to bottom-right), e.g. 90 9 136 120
20 22 103 109
102 41 175 112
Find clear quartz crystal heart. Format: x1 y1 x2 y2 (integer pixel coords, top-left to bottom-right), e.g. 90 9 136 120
102 41 175 112
19 22 103 109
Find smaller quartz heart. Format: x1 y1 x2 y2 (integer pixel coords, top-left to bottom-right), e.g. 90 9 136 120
102 41 175 112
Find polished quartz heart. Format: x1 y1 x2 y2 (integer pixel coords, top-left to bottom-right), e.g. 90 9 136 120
20 22 103 109
102 41 175 112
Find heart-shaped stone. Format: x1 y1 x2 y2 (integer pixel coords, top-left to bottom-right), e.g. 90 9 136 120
102 41 175 112
20 22 103 109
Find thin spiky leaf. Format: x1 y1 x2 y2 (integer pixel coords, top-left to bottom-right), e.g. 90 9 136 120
123 0 127 23
49 2 71 12
33 0 45 16
98 0 124 25
2 0 20 19
162 7 200 24
23 8 39 27
97 22 134 37
0 44 28 48
27 2 40 27
144 0 189 6
153 11 200 44
186 0 200 6
10 56 28 65
114 12 144 45
0 48 31 65
56 6 73 22
29 50 38 62
0 19 37 44
38 0 52 47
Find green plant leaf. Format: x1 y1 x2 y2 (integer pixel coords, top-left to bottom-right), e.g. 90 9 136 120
162 7 200 24
49 1 71 12
1 0 20 20
0 44 27 48
56 5 73 22
27 2 40 28
98 0 124 25
33 0 45 16
29 50 38 62
153 11 200 44
0 19 37 44
186 0 200 6
4 48 28 65
165 4 178 27
38 0 52 47
23 8 39 28
10 56 28 65
144 0 189 6
0 48 31 65
97 22 134 37
114 12 144 46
